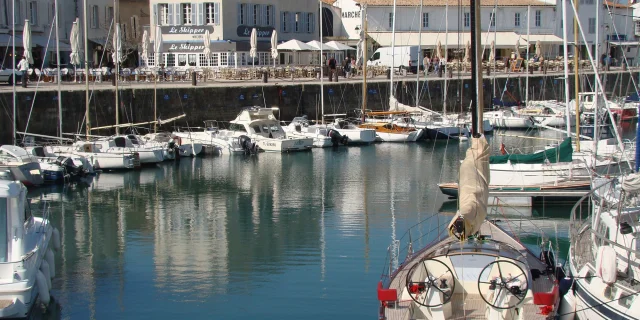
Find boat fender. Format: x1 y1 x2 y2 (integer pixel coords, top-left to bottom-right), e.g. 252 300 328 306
558 277 576 320
52 228 61 251
595 246 617 284
36 270 50 306
45 249 55 278
40 260 52 290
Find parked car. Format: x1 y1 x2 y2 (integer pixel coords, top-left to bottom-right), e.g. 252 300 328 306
0 68 21 84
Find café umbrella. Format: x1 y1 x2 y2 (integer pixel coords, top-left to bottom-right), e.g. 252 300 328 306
23 20 33 64
203 30 211 60
249 28 257 66
141 29 149 66
270 31 278 67
69 19 81 66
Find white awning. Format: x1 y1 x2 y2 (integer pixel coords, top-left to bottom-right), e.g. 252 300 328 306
367 32 527 48
524 34 564 44
610 41 640 46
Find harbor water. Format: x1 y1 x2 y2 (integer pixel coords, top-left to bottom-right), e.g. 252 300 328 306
28 123 637 319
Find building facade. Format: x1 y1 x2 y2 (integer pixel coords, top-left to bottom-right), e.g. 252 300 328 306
147 0 342 68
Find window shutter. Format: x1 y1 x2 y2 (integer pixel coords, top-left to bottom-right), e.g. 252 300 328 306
270 5 275 26
261 4 266 27
237 3 242 25
280 12 284 32
255 4 261 26
309 13 314 33
214 3 220 25
167 4 173 26
301 12 306 34
191 3 196 25
174 3 181 25
197 3 203 25
153 4 158 25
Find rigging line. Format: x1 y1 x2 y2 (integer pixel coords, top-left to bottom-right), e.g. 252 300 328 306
22 17 56 140
602 0 640 101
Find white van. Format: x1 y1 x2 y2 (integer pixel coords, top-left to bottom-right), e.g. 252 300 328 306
368 46 421 73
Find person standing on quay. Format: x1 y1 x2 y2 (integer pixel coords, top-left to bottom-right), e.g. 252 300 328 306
17 56 29 88
328 56 337 81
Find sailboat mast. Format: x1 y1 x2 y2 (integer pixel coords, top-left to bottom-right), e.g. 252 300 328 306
573 0 580 151
561 0 570 137
390 0 396 98
319 0 324 124
84 0 91 138
362 5 367 123
470 0 483 135
114 0 120 134
443 1 448 115
525 5 530 105
415 0 423 108
11 0 15 145
55 0 62 141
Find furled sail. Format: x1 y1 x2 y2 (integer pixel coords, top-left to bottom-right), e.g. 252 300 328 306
448 136 490 239
389 95 440 116
622 172 640 194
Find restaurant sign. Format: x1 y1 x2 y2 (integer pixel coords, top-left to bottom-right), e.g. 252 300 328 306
236 26 274 38
161 26 214 35
166 43 206 52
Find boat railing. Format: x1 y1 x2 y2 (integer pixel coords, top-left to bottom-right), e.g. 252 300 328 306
378 213 453 286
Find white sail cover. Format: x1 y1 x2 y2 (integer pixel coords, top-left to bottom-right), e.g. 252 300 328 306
622 173 640 193
389 95 440 116
448 136 490 238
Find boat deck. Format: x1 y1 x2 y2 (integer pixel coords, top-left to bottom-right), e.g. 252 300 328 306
382 222 556 320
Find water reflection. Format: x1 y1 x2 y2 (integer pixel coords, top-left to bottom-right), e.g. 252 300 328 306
25 124 634 319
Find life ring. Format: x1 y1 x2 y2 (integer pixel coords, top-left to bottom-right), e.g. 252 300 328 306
172 136 182 146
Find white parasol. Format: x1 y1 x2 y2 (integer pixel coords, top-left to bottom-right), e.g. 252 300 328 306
464 40 471 63
23 20 33 64
154 26 163 66
489 40 495 62
112 24 123 64
249 28 257 66
203 30 211 60
270 31 278 66
436 41 442 60
141 29 149 66
515 40 521 60
69 19 81 66
535 40 542 60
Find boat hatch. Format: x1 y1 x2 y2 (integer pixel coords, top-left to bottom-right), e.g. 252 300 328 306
114 137 127 148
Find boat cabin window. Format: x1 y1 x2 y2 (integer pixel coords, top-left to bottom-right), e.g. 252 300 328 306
127 135 140 145
619 293 635 309
228 123 247 132
383 124 393 130
0 198 6 262
251 125 262 133
585 271 593 284
114 137 127 148
33 147 46 157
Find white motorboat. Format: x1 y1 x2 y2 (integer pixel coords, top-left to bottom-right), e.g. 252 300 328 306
0 146 44 187
0 180 61 318
485 108 535 129
48 141 139 171
24 146 94 180
212 108 313 153
282 117 347 148
326 118 377 144
141 133 203 158
93 136 164 164
563 173 640 320
515 102 573 128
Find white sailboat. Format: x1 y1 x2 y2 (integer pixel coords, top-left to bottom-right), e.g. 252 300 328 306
377 6 561 318
282 117 348 148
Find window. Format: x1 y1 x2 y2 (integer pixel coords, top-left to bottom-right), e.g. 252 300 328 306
205 3 219 25
514 12 520 27
220 52 228 65
159 4 169 25
281 11 289 32
388 12 393 28
464 12 470 28
29 1 36 25
210 53 219 66
166 53 175 67
240 52 247 65
535 10 541 27
295 12 300 32
14 0 21 24
489 12 495 27
182 3 192 25
177 54 186 66
148 53 155 66
252 4 260 26
130 15 139 39
588 18 596 34
264 5 273 26
188 54 196 66
238 3 247 25
106 6 114 24
307 12 314 33
91 5 99 29
422 12 428 29
228 53 235 66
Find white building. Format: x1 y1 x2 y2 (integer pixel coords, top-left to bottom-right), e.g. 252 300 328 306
146 0 343 68
334 0 561 61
